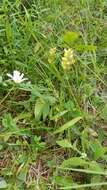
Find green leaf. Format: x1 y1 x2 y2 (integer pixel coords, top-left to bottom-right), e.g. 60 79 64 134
61 157 88 168
100 104 107 122
2 114 31 140
91 175 101 190
2 113 17 130
34 98 45 121
3 134 12 142
14 113 31 122
58 167 107 175
63 31 79 44
5 20 13 45
34 98 50 121
42 102 50 120
64 100 75 111
55 176 73 187
17 170 27 182
90 140 105 159
75 44 97 51
56 139 72 148
59 182 107 189
51 110 68 121
0 145 3 150
54 117 82 134
2 114 21 140
89 161 103 172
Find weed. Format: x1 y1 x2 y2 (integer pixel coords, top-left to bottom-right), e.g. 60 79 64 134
1 0 107 189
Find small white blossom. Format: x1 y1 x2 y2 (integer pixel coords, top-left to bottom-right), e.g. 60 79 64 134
7 70 28 84
81 153 87 158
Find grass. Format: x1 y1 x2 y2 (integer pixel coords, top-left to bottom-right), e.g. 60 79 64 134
0 0 107 189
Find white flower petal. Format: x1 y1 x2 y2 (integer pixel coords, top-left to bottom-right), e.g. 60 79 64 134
20 73 24 79
13 70 20 78
7 73 13 79
7 70 28 84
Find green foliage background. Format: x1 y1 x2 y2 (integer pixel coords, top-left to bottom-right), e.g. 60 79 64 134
0 0 107 189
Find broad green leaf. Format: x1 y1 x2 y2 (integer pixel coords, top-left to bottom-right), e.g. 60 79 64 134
56 139 72 148
64 100 75 111
75 44 97 51
63 31 79 44
2 113 17 130
42 102 50 120
43 95 56 104
2 114 31 140
55 176 74 187
34 98 50 121
61 157 88 167
34 98 46 121
90 140 105 159
2 114 20 139
54 117 82 134
89 161 103 172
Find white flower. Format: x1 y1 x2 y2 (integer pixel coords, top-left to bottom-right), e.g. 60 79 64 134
7 70 28 83
81 153 87 158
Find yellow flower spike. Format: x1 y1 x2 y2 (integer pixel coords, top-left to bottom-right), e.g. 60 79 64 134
48 47 56 64
49 47 56 55
62 48 75 70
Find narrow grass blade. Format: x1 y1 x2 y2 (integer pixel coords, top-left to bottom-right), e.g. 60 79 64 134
54 117 82 134
51 110 68 121
57 167 107 176
59 182 107 189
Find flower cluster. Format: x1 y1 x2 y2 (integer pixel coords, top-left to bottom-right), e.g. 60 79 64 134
48 47 56 64
62 48 75 70
6 48 75 84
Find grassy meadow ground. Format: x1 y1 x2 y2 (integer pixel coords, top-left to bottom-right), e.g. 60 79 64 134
1 0 107 189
